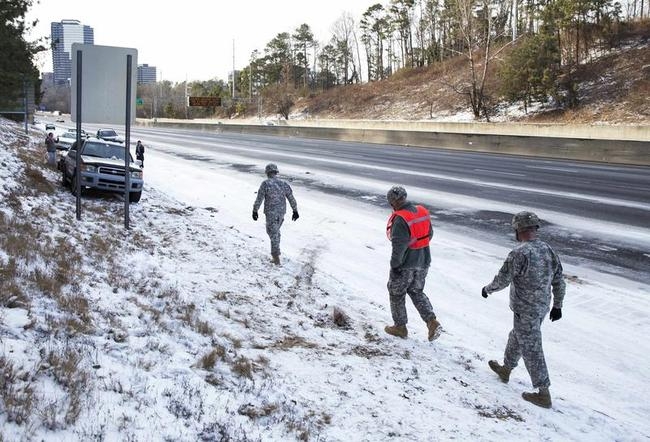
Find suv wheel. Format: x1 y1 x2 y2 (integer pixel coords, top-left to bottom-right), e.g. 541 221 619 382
129 191 142 203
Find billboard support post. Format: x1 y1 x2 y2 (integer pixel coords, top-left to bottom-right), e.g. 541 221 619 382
124 54 132 229
75 50 83 220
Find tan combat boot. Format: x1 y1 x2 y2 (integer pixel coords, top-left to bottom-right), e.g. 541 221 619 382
488 360 511 383
271 254 281 265
522 387 552 408
384 324 408 338
427 318 441 341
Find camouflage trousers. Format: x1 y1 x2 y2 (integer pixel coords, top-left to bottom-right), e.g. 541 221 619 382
265 214 284 256
504 312 550 389
387 267 436 326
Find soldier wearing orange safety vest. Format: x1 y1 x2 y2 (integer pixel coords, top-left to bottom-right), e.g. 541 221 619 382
384 186 441 341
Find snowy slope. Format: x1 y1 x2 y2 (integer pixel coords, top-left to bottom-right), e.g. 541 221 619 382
1 118 648 441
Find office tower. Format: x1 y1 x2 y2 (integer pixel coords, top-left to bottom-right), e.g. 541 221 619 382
51 19 94 85
137 64 157 84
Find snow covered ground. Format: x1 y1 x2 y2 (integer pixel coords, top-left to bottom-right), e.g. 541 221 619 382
1 118 649 441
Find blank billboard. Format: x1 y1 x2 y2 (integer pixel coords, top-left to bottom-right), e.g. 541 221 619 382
71 44 137 124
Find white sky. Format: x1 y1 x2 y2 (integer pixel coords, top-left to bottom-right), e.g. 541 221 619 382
1 118 649 439
25 0 374 83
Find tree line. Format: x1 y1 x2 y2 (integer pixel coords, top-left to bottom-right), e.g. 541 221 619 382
6 0 647 121
0 0 44 119
204 0 645 120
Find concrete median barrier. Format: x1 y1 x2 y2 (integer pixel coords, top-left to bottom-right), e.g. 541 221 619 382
138 119 650 166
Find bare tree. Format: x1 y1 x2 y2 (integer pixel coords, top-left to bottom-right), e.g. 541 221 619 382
331 12 358 83
447 0 515 119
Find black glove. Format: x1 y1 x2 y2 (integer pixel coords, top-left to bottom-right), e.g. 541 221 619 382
252 210 258 221
549 307 562 322
292 210 299 221
481 287 488 298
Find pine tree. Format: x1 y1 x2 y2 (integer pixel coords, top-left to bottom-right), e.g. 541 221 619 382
0 0 43 109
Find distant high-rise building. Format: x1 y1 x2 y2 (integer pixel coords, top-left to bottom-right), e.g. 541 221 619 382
51 19 94 85
137 64 157 84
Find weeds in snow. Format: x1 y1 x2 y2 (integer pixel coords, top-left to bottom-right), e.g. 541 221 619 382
271 335 317 350
237 401 279 418
199 345 227 370
0 356 35 425
332 306 352 329
230 356 254 379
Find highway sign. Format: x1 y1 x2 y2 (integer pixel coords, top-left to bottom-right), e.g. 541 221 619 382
189 96 221 107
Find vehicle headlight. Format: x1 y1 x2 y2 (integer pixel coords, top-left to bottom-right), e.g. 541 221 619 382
131 171 143 179
81 164 96 173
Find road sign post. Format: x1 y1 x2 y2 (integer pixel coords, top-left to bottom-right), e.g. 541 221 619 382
71 44 138 227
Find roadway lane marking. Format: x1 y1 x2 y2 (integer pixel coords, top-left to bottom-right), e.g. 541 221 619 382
526 165 580 173
473 168 526 177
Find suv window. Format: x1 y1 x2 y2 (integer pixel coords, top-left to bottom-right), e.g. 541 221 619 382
82 142 128 161
98 129 118 137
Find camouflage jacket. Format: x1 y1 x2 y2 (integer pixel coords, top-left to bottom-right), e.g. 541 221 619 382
253 177 297 216
485 238 565 316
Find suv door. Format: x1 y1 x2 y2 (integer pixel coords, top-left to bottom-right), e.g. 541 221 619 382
64 141 79 178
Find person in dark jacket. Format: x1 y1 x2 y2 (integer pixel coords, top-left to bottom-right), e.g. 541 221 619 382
482 211 566 409
384 186 441 341
135 140 145 168
45 132 58 166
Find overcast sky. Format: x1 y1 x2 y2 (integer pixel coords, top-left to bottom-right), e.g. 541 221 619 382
26 0 374 83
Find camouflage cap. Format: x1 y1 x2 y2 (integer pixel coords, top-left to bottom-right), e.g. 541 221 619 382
386 186 407 204
511 211 540 231
265 163 279 175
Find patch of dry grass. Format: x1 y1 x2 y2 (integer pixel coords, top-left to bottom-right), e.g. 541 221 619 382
271 335 317 350
230 356 253 379
177 302 215 336
23 165 55 195
476 404 524 422
198 345 227 370
0 356 35 425
332 306 352 329
38 347 90 427
237 401 279 419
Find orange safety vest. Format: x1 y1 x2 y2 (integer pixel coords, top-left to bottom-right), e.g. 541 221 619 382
386 205 431 249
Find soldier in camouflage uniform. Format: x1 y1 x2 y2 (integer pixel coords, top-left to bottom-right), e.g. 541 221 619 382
482 211 565 408
252 163 299 265
384 186 441 341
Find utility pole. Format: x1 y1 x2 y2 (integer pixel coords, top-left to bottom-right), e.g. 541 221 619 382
232 39 236 100
185 75 189 119
156 70 162 120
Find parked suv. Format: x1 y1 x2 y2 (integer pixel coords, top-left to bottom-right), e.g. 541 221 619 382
96 128 123 143
62 138 143 203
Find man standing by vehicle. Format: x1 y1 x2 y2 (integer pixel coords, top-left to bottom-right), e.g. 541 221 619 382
45 132 58 167
252 163 299 265
384 186 441 341
482 211 565 409
135 140 145 168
